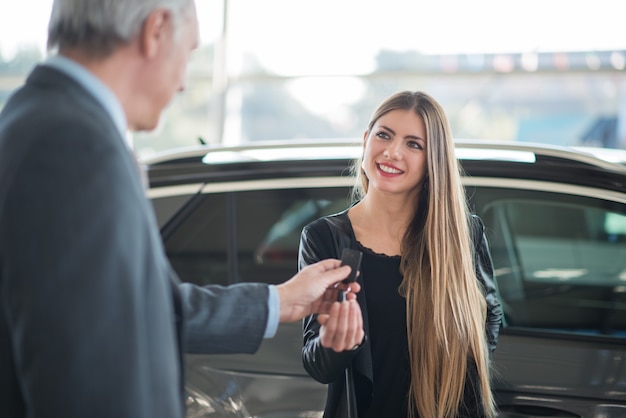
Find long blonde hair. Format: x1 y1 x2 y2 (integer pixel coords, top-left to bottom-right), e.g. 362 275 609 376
351 91 496 418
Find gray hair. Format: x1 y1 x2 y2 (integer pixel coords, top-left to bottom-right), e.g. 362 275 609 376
47 0 194 57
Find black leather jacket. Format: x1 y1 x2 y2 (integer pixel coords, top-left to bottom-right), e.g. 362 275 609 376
299 210 503 418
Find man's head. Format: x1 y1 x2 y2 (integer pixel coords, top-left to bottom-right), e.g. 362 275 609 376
48 0 199 131
48 0 196 58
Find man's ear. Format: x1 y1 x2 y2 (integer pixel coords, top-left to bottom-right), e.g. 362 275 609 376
140 9 171 58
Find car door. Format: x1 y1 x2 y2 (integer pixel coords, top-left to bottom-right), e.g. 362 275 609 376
152 178 355 417
469 178 626 417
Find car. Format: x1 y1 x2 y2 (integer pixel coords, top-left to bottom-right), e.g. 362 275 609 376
145 139 626 418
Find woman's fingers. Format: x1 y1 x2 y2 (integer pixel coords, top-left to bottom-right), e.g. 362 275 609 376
319 300 364 352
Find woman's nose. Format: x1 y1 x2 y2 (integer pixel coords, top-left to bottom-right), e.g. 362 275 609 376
383 142 401 159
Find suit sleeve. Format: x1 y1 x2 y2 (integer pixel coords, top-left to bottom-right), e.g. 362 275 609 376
299 221 360 384
180 280 269 354
1 121 183 418
471 215 503 353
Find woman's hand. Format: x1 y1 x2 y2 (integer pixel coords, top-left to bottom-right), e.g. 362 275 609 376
317 295 365 352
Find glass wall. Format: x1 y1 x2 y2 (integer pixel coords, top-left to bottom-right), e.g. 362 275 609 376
2 0 626 158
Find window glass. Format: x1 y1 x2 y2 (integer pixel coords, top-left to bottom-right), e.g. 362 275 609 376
151 194 195 227
159 187 352 287
235 187 352 285
224 72 626 149
474 187 626 338
3 1 626 155
157 182 626 340
162 193 230 286
606 212 626 235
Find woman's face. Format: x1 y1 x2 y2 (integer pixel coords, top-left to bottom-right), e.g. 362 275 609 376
362 109 428 197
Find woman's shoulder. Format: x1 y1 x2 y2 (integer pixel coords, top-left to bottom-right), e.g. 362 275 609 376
304 208 349 230
300 209 356 259
469 214 486 241
303 208 355 243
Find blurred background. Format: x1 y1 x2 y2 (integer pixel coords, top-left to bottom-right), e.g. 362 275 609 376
2 0 626 159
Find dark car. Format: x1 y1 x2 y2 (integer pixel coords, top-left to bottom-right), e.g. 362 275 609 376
145 139 626 418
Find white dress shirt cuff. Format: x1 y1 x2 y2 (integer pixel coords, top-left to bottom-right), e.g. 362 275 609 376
264 285 280 338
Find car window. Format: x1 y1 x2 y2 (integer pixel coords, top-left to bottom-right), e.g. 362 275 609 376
151 195 192 227
156 187 352 287
474 186 626 339
160 193 231 286
235 187 352 285
155 181 626 341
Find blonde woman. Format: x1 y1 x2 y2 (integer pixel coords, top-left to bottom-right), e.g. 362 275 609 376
299 91 502 418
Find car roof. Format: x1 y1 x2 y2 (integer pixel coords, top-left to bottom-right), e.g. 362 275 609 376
144 139 626 193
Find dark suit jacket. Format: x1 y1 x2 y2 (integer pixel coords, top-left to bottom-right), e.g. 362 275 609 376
0 64 270 418
299 210 503 418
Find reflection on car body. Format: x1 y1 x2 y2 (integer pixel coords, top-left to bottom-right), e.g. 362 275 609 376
146 139 626 418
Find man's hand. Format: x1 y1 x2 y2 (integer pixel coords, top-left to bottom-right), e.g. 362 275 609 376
276 259 360 323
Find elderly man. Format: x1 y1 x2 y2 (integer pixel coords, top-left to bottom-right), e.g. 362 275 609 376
0 1 365 417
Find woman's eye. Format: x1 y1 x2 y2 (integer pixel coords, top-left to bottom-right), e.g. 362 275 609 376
408 141 423 150
375 131 390 140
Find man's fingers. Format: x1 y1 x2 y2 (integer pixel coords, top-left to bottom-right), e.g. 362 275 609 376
315 258 342 271
326 265 352 286
308 259 362 297
317 298 336 315
312 260 351 284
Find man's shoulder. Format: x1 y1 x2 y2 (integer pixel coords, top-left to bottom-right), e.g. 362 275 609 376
1 68 120 152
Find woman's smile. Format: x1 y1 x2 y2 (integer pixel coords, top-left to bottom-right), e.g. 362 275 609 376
377 162 403 176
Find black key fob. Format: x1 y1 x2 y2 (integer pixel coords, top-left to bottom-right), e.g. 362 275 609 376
340 248 362 284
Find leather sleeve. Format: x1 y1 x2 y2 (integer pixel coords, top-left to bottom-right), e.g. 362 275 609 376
471 215 503 353
299 220 362 384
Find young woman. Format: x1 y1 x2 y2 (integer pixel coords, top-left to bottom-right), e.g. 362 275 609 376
299 91 502 418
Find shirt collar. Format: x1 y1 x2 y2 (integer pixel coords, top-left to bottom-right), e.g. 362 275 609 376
43 54 130 148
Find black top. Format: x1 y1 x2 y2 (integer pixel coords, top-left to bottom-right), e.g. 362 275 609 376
358 243 413 418
357 241 486 417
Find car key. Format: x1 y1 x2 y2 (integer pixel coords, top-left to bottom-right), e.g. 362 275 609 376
338 248 362 301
